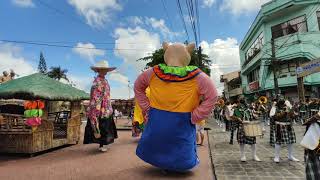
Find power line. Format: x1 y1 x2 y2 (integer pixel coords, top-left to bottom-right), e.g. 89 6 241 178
195 0 201 42
244 2 320 66
245 6 319 67
186 0 198 45
160 0 177 41
0 39 156 51
0 40 157 45
34 0 89 27
177 0 190 42
275 1 320 54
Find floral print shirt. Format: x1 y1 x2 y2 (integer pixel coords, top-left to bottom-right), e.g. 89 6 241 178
87 76 113 132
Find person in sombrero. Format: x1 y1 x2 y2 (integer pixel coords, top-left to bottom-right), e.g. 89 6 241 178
83 60 118 152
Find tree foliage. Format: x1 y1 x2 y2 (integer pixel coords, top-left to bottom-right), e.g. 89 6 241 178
38 52 47 74
47 66 69 81
138 48 212 76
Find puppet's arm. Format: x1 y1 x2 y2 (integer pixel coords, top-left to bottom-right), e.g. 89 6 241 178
191 73 218 124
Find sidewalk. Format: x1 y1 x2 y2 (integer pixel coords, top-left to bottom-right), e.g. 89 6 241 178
207 119 305 180
0 119 214 180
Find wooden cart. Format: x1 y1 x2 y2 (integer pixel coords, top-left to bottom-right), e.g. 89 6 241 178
0 73 89 154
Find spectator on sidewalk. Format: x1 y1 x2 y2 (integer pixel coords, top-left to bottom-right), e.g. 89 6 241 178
114 109 119 120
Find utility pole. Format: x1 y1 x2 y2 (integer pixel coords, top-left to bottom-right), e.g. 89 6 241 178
197 46 202 68
271 39 280 98
296 60 306 103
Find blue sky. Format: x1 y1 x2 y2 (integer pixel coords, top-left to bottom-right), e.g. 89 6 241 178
0 0 270 98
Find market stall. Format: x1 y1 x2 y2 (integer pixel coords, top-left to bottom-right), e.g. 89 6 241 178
0 73 89 154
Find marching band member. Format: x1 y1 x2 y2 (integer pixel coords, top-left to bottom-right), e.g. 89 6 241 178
232 99 261 162
220 104 226 131
225 101 235 144
269 100 277 146
270 99 299 163
301 111 320 180
255 101 267 132
309 99 319 118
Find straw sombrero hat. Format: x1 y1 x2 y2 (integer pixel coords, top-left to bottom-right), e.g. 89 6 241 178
90 60 116 72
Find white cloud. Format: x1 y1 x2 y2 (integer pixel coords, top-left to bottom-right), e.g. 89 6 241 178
113 26 161 72
220 0 271 15
12 0 34 8
68 0 122 28
72 42 105 64
108 72 132 99
145 17 174 38
110 85 134 99
200 38 240 94
0 43 36 77
108 72 129 85
126 17 182 40
202 0 215 8
127 16 144 26
61 73 132 99
69 76 92 92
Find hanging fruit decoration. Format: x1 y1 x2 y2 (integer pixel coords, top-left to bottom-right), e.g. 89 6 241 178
24 100 45 132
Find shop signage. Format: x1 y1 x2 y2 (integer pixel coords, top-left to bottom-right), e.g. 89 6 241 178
296 59 320 78
249 81 259 91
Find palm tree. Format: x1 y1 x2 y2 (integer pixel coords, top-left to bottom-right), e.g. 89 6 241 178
47 66 69 82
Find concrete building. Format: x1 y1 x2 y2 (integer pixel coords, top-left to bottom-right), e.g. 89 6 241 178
220 71 242 102
240 0 320 102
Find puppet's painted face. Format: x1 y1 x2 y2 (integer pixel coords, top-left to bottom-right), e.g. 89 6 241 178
162 42 195 67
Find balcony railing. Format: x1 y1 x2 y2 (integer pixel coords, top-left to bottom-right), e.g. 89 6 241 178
272 21 307 39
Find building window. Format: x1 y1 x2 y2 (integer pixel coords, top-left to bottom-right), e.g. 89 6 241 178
245 33 264 62
247 68 260 83
271 15 307 39
317 12 320 30
277 62 296 78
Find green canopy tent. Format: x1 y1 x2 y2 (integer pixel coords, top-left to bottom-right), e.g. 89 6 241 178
0 73 90 155
0 73 89 101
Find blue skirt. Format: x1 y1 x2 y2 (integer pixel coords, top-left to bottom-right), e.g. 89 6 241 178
136 108 199 171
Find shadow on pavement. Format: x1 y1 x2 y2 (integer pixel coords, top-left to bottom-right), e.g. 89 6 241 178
142 167 195 178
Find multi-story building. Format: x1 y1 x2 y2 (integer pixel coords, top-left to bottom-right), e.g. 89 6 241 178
240 0 320 102
220 71 243 102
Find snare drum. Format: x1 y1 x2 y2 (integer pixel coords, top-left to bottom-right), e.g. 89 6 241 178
243 121 263 137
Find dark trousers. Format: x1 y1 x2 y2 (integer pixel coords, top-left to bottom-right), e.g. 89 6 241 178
230 130 234 144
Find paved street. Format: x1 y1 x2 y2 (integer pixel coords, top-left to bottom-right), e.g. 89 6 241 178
207 119 306 180
0 118 214 180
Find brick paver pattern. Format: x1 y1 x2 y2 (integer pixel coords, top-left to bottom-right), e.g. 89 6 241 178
207 119 305 180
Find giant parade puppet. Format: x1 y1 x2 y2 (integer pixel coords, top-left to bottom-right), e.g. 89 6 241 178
134 42 218 172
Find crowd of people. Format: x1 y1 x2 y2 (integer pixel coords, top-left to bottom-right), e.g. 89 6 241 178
212 96 320 179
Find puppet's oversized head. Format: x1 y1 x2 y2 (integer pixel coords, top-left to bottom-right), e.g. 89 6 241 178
163 42 195 67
